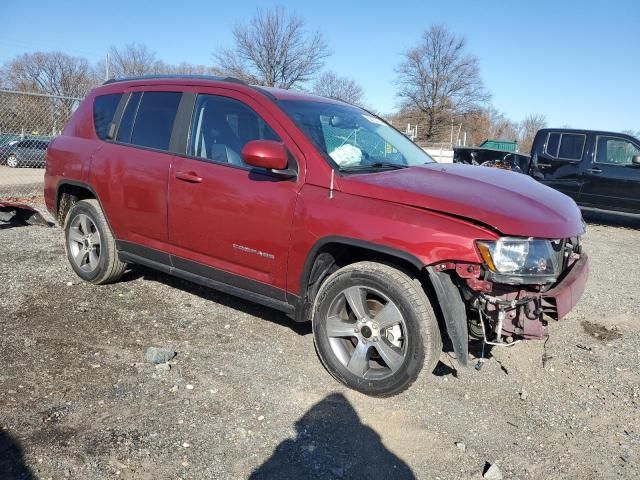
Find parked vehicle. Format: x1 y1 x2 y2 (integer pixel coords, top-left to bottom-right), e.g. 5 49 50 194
529 129 640 214
44 75 588 396
0 138 50 168
457 129 640 215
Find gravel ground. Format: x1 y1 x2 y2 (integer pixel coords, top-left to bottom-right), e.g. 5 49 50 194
1 209 639 479
0 165 44 199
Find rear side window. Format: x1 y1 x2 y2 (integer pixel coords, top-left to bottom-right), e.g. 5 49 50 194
545 132 584 160
93 93 123 140
558 134 585 160
130 92 182 151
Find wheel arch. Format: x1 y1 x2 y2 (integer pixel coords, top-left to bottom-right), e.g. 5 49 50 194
294 236 469 368
292 236 427 322
55 180 101 226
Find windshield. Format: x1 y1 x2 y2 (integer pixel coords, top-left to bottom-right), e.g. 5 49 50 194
279 100 434 171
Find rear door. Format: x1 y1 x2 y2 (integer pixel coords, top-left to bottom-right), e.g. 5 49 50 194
167 88 304 295
89 88 182 248
579 135 640 212
532 131 586 201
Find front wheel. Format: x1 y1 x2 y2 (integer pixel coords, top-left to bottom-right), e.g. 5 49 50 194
312 261 442 397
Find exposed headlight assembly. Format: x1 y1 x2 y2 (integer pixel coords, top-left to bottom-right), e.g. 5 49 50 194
476 237 562 284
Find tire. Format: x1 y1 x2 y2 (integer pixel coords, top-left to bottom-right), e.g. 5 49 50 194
64 199 126 284
312 261 442 397
6 155 19 168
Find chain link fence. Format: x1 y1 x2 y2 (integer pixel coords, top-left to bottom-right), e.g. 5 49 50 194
0 89 82 200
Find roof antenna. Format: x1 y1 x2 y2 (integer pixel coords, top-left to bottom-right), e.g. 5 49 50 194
329 170 335 199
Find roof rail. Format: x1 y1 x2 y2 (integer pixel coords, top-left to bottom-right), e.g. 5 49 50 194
102 74 247 85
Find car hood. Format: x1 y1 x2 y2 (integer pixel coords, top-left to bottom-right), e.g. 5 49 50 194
338 163 584 238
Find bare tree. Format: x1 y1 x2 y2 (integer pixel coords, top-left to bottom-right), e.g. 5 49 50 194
518 113 547 152
0 51 96 97
395 25 489 142
312 71 364 105
162 62 214 75
621 129 640 139
106 43 164 79
0 51 97 129
213 7 330 89
458 107 517 147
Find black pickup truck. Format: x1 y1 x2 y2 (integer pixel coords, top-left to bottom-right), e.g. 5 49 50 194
455 129 640 214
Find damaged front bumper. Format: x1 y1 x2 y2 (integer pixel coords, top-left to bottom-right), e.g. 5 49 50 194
428 253 589 367
479 254 589 339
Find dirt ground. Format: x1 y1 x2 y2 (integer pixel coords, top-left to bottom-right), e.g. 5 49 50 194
1 209 639 479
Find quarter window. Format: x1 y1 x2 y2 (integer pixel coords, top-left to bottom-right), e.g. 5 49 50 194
596 136 640 165
130 92 182 151
188 94 280 167
93 93 123 140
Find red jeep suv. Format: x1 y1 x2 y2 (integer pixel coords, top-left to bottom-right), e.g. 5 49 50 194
44 75 588 396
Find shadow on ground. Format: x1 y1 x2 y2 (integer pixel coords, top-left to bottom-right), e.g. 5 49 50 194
120 265 313 336
250 393 415 480
0 430 33 480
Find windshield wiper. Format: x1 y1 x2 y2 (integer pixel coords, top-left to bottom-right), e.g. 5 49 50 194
339 162 409 172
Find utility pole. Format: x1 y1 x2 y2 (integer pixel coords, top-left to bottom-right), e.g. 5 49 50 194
105 53 110 81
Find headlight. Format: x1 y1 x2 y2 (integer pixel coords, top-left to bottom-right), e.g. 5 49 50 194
476 237 561 282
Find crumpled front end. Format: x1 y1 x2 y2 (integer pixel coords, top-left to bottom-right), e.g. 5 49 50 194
438 236 588 344
477 254 589 340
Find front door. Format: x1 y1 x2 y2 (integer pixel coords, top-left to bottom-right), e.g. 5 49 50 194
167 90 303 296
531 131 586 201
579 135 640 213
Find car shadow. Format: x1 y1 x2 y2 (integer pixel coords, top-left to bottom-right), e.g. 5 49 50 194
582 210 640 230
119 265 312 336
249 393 416 480
0 430 34 480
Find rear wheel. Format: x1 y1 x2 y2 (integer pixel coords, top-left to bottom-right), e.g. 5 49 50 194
64 199 126 284
313 261 442 397
6 155 19 168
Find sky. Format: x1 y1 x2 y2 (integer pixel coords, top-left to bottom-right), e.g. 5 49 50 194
1 0 639 133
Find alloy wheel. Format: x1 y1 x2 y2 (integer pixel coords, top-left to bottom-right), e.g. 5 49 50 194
324 285 408 380
68 213 101 273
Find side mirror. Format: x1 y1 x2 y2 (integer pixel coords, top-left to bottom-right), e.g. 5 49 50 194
632 155 640 165
241 140 289 171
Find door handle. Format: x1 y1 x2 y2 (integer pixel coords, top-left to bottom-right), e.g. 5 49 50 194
175 171 203 183
586 168 602 175
537 162 552 169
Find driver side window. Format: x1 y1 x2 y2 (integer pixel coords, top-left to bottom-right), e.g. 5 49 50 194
596 136 640 166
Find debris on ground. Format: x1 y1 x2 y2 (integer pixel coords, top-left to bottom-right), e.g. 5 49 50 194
0 202 50 226
143 347 177 364
483 462 503 480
